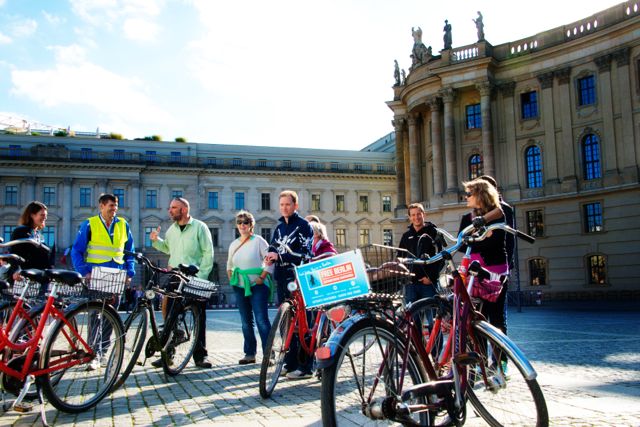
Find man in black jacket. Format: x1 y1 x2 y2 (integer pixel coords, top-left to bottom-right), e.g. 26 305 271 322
399 203 444 304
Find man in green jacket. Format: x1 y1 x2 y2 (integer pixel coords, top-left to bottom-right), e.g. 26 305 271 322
151 197 214 368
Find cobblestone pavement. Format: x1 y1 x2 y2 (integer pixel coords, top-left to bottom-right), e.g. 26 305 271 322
2 301 639 426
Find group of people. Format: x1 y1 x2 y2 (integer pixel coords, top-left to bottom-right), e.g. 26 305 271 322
5 176 513 376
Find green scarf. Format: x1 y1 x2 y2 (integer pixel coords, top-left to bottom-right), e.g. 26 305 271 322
229 267 273 297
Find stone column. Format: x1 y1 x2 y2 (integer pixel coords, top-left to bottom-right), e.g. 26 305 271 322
536 71 559 185
428 97 444 195
477 81 495 178
98 179 108 196
62 178 73 248
407 114 421 202
499 81 518 188
131 179 141 245
393 119 407 212
554 67 576 191
594 54 617 180
441 87 458 192
23 176 36 202
612 48 638 180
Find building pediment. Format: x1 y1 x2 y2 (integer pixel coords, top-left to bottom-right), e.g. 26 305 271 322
355 217 374 226
201 215 224 225
141 214 164 223
330 217 350 226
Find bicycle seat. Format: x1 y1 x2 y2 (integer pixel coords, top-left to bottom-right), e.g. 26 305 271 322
178 264 199 277
21 269 49 285
0 253 25 266
45 269 83 286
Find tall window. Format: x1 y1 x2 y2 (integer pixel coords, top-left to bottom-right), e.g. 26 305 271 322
235 192 245 210
468 154 483 179
525 145 543 188
311 194 321 211
587 255 606 285
5 185 18 205
232 158 242 167
358 229 370 246
307 161 317 170
8 145 22 157
582 134 601 180
526 210 544 237
144 227 154 247
578 75 596 106
145 150 157 163
81 148 93 160
529 258 547 286
41 226 55 247
209 228 219 247
466 104 481 129
113 188 125 207
335 229 346 248
113 149 125 161
261 227 271 242
382 196 392 213
3 225 16 242
335 195 345 212
383 229 393 246
257 159 267 168
146 190 157 208
171 190 183 199
358 195 369 212
80 188 92 207
583 202 603 233
261 193 271 211
521 91 538 119
208 191 219 209
170 152 181 163
43 186 56 206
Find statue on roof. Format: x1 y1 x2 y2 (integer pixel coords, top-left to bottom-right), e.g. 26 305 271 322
394 60 401 86
411 26 431 69
443 20 452 50
473 11 485 41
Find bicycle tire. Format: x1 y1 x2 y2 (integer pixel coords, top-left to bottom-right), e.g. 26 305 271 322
466 321 548 427
162 301 201 376
39 301 124 413
112 307 148 390
259 301 293 398
320 316 428 426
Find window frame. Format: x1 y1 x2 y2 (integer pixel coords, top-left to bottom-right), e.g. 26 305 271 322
577 75 596 106
525 209 545 238
582 201 603 233
465 103 482 129
525 145 543 188
79 187 92 207
528 257 547 286
586 254 607 285
4 185 18 206
582 134 602 180
468 154 483 180
520 90 539 120
145 189 158 209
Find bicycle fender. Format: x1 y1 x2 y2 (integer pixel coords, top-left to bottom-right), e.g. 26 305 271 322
473 320 537 380
315 312 368 369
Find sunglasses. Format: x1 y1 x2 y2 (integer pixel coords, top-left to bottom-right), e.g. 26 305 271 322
236 220 251 226
465 192 473 197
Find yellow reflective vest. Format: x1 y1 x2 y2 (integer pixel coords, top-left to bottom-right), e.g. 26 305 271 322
85 216 126 264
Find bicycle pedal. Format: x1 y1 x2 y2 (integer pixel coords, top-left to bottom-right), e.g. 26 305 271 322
453 351 480 366
401 379 454 401
13 402 33 412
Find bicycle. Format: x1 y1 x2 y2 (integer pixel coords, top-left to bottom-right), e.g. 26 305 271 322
114 250 218 389
318 223 548 427
259 244 334 398
0 238 125 421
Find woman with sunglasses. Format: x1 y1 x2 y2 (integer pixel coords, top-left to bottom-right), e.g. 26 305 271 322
227 210 273 365
458 178 509 335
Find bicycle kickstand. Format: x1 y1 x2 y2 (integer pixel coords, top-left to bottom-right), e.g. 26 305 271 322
37 382 51 427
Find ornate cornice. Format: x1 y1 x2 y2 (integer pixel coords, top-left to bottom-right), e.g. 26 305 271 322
554 67 571 85
536 72 555 90
613 47 630 67
499 81 516 97
594 54 612 73
475 81 494 97
440 87 456 103
427 96 442 112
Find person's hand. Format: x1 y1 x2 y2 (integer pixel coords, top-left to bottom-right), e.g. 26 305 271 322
12 271 22 281
419 277 432 285
264 252 278 264
150 226 161 242
84 273 91 281
255 276 264 285
126 277 132 285
472 216 486 229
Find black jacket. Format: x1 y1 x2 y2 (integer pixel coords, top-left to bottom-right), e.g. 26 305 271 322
459 213 507 267
399 222 444 285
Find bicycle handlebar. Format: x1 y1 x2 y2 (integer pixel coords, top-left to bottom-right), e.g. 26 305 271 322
0 237 51 253
124 250 189 282
398 222 535 265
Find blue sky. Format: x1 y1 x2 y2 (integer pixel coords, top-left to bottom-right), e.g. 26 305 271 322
0 0 622 150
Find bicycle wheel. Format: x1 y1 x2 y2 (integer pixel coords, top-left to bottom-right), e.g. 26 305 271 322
408 297 453 375
259 301 293 398
162 301 201 376
466 321 548 427
112 307 148 390
320 317 428 426
39 301 124 413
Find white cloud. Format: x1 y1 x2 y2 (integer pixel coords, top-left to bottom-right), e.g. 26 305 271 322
9 18 37 37
0 32 11 44
42 11 64 26
123 18 159 42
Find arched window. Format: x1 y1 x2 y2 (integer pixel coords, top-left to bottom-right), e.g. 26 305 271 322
582 134 601 180
525 145 543 188
529 258 547 286
468 154 483 179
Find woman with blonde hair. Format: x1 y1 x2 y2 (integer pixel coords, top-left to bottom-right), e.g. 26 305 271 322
310 221 337 261
227 210 273 365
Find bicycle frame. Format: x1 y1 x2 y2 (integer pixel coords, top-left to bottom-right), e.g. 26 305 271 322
283 286 325 358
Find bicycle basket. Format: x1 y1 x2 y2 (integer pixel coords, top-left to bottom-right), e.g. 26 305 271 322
360 244 411 297
9 279 42 298
86 266 127 298
183 278 219 299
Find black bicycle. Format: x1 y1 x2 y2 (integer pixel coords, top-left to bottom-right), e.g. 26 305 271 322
113 251 218 389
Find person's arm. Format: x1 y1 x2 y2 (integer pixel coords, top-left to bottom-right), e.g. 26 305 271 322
196 222 214 279
151 226 170 254
71 221 92 277
124 222 136 278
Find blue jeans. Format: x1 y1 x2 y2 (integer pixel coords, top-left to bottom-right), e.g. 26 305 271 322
404 282 437 306
233 284 271 357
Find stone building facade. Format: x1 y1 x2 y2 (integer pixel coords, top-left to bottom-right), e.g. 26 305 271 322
0 135 396 303
387 2 640 300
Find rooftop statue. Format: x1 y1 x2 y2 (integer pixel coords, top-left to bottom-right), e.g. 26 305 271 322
473 11 485 41
411 26 431 69
443 19 452 50
394 60 401 86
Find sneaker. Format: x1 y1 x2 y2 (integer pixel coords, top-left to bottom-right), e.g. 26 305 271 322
195 358 212 369
151 357 174 368
238 355 256 365
286 369 312 380
279 367 289 377
87 355 108 371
